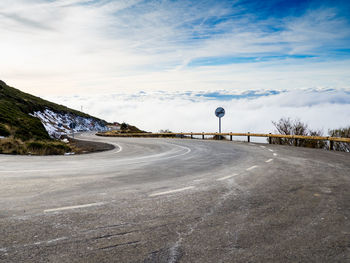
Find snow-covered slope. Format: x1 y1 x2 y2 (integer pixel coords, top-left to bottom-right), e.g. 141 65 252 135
30 109 108 139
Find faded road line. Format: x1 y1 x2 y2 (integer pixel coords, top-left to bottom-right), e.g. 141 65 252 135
33 237 68 246
149 186 194 197
260 146 266 149
217 174 237 181
0 169 61 173
193 179 204 182
44 202 105 213
273 153 278 156
268 149 274 152
265 159 273 163
246 165 258 171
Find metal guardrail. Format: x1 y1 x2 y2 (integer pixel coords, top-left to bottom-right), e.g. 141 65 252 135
97 132 350 151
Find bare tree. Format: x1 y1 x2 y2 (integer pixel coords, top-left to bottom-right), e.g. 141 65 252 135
329 127 350 152
271 118 325 148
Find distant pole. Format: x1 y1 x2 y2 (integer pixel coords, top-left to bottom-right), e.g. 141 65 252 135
219 117 221 133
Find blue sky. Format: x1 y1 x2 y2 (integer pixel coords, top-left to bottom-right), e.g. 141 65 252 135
1 0 350 94
1 0 350 132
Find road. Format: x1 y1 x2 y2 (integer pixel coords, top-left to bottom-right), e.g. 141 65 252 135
0 133 349 262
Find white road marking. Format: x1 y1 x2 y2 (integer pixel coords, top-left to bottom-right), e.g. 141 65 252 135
273 153 278 156
265 159 273 163
217 174 237 181
260 146 266 149
113 143 123 153
149 186 194 197
0 144 190 174
123 143 191 165
268 149 274 152
70 133 123 154
193 179 204 182
246 165 258 171
44 202 105 213
0 169 61 173
33 237 67 245
157 144 192 161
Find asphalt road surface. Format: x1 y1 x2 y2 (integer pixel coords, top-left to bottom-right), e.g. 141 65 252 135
0 133 349 262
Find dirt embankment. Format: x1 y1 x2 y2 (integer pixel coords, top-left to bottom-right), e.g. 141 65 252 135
68 138 115 154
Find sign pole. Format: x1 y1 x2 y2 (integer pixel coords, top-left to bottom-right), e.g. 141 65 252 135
69 122 76 139
215 107 225 140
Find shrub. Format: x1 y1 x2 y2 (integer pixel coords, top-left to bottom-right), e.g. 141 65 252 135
0 124 10 137
270 118 326 149
0 138 26 154
27 141 71 155
329 126 350 152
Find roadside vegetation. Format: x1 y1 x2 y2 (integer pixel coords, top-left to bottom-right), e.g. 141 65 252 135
329 126 350 152
102 122 145 136
0 137 71 155
120 122 145 133
0 80 109 155
271 117 349 151
0 80 103 141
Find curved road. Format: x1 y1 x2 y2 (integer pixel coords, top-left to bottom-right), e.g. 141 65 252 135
0 133 349 262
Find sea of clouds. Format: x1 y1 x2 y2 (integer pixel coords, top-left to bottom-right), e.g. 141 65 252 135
46 88 350 141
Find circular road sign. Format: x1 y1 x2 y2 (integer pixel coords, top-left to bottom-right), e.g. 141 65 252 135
215 107 225 118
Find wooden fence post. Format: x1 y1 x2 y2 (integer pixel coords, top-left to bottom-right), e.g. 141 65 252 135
202 133 204 140
269 133 272 144
330 140 334 151
247 132 250 143
191 133 193 139
230 134 232 141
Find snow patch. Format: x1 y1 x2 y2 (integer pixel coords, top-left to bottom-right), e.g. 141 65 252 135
30 109 108 139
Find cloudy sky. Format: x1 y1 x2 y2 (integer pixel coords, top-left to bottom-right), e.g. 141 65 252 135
1 0 350 134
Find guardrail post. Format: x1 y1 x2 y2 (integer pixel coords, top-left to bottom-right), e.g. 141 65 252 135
191 133 193 139
202 133 204 140
294 138 298 146
247 132 250 143
230 134 232 141
269 133 272 144
330 140 334 151
181 133 183 139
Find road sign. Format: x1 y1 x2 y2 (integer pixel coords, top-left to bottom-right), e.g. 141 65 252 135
215 107 225 134
215 107 225 118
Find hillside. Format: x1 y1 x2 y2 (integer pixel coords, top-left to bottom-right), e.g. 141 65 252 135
0 80 111 154
0 80 107 141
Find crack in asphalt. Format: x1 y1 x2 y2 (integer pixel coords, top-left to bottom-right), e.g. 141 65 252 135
98 240 140 250
166 173 250 263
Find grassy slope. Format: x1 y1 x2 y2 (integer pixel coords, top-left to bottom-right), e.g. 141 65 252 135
0 80 106 141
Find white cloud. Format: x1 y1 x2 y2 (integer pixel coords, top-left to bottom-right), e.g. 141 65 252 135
0 1 349 95
45 89 350 139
